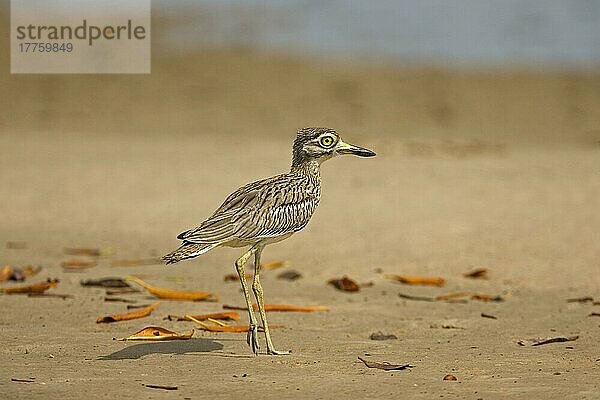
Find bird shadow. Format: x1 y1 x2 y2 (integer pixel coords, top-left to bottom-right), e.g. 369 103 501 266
98 338 223 360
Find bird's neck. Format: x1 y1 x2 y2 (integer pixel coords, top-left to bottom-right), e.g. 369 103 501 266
290 160 321 180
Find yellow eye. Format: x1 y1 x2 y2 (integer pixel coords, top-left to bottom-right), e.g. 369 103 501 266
320 136 334 147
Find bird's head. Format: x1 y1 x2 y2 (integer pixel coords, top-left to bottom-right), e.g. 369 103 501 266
291 127 376 167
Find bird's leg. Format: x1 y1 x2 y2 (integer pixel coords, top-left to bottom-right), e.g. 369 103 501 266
252 246 290 355
235 246 260 354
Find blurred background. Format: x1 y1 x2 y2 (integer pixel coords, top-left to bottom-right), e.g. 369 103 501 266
1 1 599 286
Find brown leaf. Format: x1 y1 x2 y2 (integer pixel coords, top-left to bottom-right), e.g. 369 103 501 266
126 276 218 302
61 259 96 270
463 268 489 279
261 260 288 270
471 294 504 302
277 270 302 280
185 316 278 333
385 274 446 287
567 296 594 303
97 302 160 323
81 278 131 288
64 248 102 257
222 304 329 312
1 279 59 294
110 258 162 267
370 331 398 340
144 384 177 391
435 291 504 302
435 291 472 301
328 276 360 292
398 293 436 302
223 273 253 282
0 265 13 282
167 311 241 322
443 374 458 381
517 336 579 346
358 357 413 371
589 312 600 317
481 313 497 319
114 326 194 341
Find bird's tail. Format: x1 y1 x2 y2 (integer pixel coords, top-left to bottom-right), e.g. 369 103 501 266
161 242 216 265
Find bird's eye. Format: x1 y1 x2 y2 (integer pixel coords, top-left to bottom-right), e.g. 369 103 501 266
320 136 334 147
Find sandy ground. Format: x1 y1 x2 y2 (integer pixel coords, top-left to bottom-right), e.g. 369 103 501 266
1 12 600 397
1 130 599 399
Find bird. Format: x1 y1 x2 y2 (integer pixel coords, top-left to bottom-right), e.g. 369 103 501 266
162 127 375 355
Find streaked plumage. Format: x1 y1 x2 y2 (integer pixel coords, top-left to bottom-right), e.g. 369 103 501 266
162 127 375 355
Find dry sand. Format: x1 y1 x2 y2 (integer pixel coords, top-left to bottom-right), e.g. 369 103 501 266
1 21 600 399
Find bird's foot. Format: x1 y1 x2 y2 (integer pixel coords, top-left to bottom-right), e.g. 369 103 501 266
246 324 260 354
267 348 291 356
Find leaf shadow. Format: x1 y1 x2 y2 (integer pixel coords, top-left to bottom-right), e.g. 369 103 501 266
98 338 223 360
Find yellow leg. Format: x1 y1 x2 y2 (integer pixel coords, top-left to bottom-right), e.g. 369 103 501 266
235 246 260 354
252 245 290 355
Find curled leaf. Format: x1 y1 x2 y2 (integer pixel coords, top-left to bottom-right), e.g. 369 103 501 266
126 276 218 302
358 357 413 371
443 374 458 381
518 336 579 346
167 311 241 322
186 316 272 333
328 276 360 292
114 326 194 341
463 268 489 279
1 279 59 294
385 274 446 287
97 302 160 323
223 304 329 312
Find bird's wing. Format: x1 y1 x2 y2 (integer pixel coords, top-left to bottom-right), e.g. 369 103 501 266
178 174 319 244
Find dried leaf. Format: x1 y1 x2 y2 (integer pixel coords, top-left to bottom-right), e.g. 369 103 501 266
358 357 413 371
110 258 162 267
567 296 594 303
398 293 436 302
517 336 579 346
97 302 160 323
435 291 472 301
222 304 329 312
126 276 218 302
328 276 360 292
481 313 497 319
186 316 270 333
64 248 103 257
1 265 42 282
471 294 504 302
167 312 241 322
262 260 288 270
0 265 13 282
127 303 153 309
81 278 131 288
11 378 35 383
385 274 446 287
443 374 458 381
463 268 489 279
114 326 194 341
370 331 398 340
223 273 252 282
144 384 177 391
61 259 96 270
277 270 302 280
1 279 59 294
589 312 600 317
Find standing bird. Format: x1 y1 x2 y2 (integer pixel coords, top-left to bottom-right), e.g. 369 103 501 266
162 127 375 355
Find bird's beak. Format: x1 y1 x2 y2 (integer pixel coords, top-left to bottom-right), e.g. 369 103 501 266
336 140 376 157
